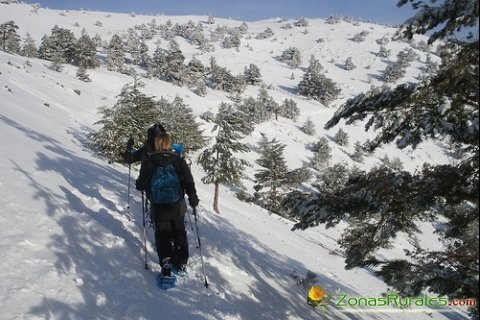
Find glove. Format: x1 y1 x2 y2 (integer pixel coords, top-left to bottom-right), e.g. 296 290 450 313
189 197 199 208
135 177 146 191
126 136 134 151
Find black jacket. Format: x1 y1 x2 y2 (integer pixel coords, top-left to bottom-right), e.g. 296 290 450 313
123 123 166 164
136 151 199 221
123 145 152 164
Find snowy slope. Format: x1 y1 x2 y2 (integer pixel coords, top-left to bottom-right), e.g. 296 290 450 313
0 3 468 320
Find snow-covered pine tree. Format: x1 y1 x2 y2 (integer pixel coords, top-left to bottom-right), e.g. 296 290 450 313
89 74 157 162
286 2 479 318
254 134 289 213
207 15 215 24
49 25 77 64
397 47 419 67
0 20 20 54
298 55 341 106
21 32 37 58
316 162 350 194
76 66 91 82
377 45 391 58
417 53 438 80
280 47 302 68
198 103 251 213
165 45 186 86
382 61 406 83
150 47 167 79
294 17 309 27
37 34 55 61
223 73 246 95
350 141 364 162
351 30 369 42
222 33 241 49
255 27 274 39
75 29 99 69
208 61 232 92
106 34 125 72
164 95 207 153
301 118 316 135
185 57 206 87
343 57 356 70
48 50 65 72
236 96 257 123
310 136 332 171
279 98 300 121
334 127 349 146
243 63 262 85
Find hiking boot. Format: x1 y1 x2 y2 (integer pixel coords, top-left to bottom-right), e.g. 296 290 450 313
172 264 188 276
160 257 173 277
160 267 172 277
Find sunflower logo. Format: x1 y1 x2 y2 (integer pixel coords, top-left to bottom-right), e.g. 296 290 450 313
307 285 333 311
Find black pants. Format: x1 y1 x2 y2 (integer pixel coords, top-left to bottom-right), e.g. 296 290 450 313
154 215 189 268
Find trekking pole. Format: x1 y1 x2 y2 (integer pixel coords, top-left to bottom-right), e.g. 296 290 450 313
141 191 149 270
125 136 134 212
186 208 198 248
125 136 134 216
192 207 209 288
127 163 132 211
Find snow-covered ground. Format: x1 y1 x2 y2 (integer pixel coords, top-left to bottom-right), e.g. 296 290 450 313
0 3 469 320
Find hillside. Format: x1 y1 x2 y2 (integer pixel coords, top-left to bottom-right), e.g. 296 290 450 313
0 3 468 320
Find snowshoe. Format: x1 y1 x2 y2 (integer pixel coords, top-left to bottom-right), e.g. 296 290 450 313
172 265 188 277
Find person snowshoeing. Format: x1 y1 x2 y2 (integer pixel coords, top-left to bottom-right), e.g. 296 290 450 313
135 132 199 277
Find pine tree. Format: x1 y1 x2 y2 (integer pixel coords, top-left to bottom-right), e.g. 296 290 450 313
279 98 300 121
334 128 349 146
351 141 364 162
294 17 309 27
222 33 241 49
165 47 186 85
298 55 341 105
280 47 302 68
49 51 65 72
301 118 316 135
383 61 406 83
89 75 157 162
194 79 207 97
397 47 419 67
286 2 479 318
49 25 77 64
377 45 391 58
343 57 356 70
150 47 167 79
316 162 350 194
21 32 37 58
163 95 207 152
76 66 91 82
106 34 125 72
124 28 149 67
255 85 274 122
243 63 262 85
37 35 55 61
254 134 288 213
75 29 99 69
236 96 258 123
198 103 251 213
310 136 332 170
0 20 20 54
186 57 206 87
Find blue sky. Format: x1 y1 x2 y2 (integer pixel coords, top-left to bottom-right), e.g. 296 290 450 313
21 0 416 25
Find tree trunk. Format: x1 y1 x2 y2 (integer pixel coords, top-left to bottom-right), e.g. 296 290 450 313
213 182 220 213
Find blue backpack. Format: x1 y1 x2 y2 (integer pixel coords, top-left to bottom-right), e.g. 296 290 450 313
150 161 181 204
